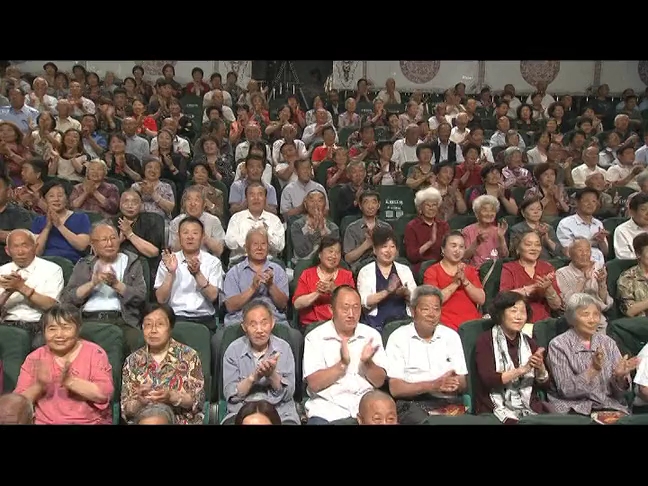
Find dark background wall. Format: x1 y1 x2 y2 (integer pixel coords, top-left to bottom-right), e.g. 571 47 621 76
252 60 333 85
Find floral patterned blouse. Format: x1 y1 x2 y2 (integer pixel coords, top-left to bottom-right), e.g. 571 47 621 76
121 339 205 425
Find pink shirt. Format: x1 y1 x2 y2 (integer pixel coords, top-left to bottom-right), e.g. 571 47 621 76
15 340 114 425
462 223 501 268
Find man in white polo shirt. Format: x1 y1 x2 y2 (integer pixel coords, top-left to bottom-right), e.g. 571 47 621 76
303 285 387 425
386 285 468 424
154 216 224 333
0 229 63 348
613 192 648 260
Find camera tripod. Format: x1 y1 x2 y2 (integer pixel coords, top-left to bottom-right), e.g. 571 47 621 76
268 61 309 109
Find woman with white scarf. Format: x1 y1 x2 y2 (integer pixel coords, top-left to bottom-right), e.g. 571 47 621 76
473 291 551 423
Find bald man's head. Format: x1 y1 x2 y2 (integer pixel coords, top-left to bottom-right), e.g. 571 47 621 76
0 394 34 424
357 390 398 425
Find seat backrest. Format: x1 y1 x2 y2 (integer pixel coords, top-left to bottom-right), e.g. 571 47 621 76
531 317 566 350
172 321 212 399
606 258 637 320
0 325 32 392
606 317 648 357
327 184 346 225
105 177 125 194
377 185 416 224
603 217 629 259
179 93 204 133
418 259 437 285
80 210 104 225
79 322 125 400
458 318 494 401
479 259 504 309
381 319 411 348
448 214 477 230
392 213 417 258
315 160 334 187
41 255 74 285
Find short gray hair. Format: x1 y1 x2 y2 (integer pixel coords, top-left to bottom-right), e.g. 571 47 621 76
472 194 500 214
134 403 175 424
564 293 601 326
415 186 442 208
245 226 268 245
5 229 36 246
636 170 648 189
568 237 591 252
410 285 443 309
242 299 274 322
503 146 522 164
90 221 118 237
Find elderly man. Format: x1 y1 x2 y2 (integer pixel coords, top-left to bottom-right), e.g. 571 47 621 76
303 285 387 425
571 146 608 189
61 223 148 353
385 285 468 424
222 228 289 327
343 190 392 266
27 77 58 114
225 182 285 260
221 299 300 425
280 159 329 219
614 192 648 260
229 153 278 215
0 229 63 347
271 123 308 166
555 238 613 332
67 81 96 118
69 159 120 218
356 390 398 425
133 403 175 425
0 175 32 265
0 87 40 134
155 216 223 333
169 186 225 257
557 187 608 266
0 393 34 424
234 123 272 166
54 99 82 133
302 108 338 150
392 124 421 170
122 117 150 161
290 190 340 264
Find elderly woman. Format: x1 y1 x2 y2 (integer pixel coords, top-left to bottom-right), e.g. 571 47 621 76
222 299 299 425
11 158 48 215
293 236 355 327
131 157 175 221
462 195 509 268
523 163 570 221
104 133 142 186
357 227 417 332
121 304 206 425
423 231 485 331
0 121 31 186
14 304 114 425
556 238 612 331
405 143 435 192
500 230 562 327
547 293 638 422
501 147 533 189
617 233 648 317
509 196 562 260
474 292 551 423
234 400 282 425
430 161 467 221
189 161 225 219
289 189 340 264
69 159 120 218
32 180 91 263
113 190 164 260
133 403 175 425
404 187 450 276
467 164 518 216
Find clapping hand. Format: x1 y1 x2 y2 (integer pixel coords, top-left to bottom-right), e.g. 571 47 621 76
614 354 641 378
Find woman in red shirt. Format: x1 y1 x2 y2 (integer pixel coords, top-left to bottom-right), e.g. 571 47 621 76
499 230 562 327
292 236 355 327
403 186 449 276
423 231 485 331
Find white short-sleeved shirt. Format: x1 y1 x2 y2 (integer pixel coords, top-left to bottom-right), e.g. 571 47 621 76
153 250 223 318
556 214 605 266
386 323 467 398
0 257 64 322
633 343 648 406
303 320 388 422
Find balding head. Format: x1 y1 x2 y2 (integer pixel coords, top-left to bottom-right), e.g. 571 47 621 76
0 394 34 424
357 390 398 425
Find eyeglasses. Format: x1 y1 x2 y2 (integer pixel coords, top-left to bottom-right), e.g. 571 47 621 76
93 236 118 244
